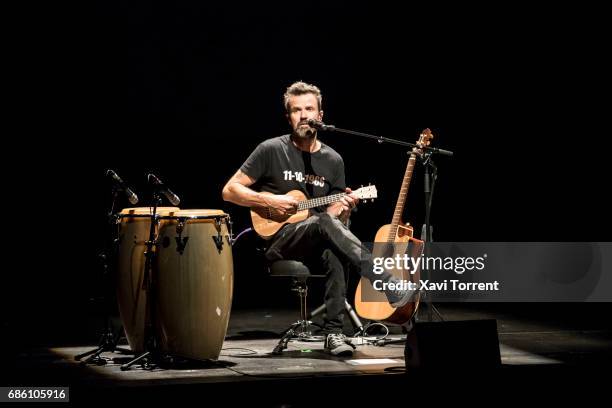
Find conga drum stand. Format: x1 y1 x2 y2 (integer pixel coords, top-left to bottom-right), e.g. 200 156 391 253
75 186 131 364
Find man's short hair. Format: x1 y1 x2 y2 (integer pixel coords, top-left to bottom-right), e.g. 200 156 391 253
284 81 322 112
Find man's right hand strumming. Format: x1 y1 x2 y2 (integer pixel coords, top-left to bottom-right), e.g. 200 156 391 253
263 194 299 216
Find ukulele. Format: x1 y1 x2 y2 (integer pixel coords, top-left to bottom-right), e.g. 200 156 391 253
251 185 378 239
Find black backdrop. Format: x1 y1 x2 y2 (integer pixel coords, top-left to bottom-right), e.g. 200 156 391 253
7 2 610 346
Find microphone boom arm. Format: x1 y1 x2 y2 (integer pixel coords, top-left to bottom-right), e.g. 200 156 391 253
308 120 453 156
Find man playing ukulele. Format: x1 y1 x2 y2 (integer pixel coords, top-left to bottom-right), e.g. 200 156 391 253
222 81 412 356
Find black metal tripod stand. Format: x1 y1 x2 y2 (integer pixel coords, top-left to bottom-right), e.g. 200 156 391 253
119 174 183 371
416 151 444 323
75 188 131 364
120 191 164 370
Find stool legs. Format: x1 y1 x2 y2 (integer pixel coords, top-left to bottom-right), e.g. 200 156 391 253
272 278 324 354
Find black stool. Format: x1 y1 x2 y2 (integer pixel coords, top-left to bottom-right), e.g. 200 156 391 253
270 260 364 354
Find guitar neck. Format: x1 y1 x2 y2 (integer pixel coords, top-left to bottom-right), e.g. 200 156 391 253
297 192 347 211
388 152 418 241
386 129 433 242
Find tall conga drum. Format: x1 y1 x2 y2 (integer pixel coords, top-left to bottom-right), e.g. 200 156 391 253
116 207 179 353
156 210 234 361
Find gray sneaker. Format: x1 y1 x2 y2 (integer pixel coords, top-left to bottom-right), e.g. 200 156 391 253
325 333 355 356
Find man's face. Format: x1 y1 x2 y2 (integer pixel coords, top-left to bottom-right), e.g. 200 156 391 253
286 93 323 139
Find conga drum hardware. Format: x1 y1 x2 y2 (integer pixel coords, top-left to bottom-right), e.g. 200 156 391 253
165 214 233 253
214 216 226 251
176 219 186 235
174 218 189 255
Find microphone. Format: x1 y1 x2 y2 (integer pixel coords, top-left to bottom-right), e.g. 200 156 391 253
147 173 181 206
106 169 139 205
307 119 335 131
427 146 454 157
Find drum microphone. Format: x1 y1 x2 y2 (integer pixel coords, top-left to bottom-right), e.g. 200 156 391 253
307 119 336 131
106 169 139 205
147 173 181 206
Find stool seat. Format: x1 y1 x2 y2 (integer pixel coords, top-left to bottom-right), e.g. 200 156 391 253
268 260 325 278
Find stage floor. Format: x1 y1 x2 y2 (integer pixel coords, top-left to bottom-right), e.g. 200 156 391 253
5 304 612 404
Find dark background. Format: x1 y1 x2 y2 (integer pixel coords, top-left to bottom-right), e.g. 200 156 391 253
6 2 610 347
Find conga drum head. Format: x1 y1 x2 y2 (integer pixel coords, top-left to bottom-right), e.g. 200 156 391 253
115 207 179 353
156 210 234 361
164 209 226 218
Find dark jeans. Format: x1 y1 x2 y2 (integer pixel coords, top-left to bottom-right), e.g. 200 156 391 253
265 213 381 334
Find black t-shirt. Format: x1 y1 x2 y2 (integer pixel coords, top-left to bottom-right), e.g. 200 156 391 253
240 134 346 213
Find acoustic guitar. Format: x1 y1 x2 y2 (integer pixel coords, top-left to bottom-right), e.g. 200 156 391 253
251 185 378 239
354 129 433 325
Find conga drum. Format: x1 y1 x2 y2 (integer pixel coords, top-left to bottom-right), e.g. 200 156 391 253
116 207 179 353
156 210 234 361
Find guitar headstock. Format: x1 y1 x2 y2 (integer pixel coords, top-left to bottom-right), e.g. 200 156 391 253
354 184 378 202
415 128 434 153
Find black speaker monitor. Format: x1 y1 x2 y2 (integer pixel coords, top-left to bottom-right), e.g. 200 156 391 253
404 319 501 368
